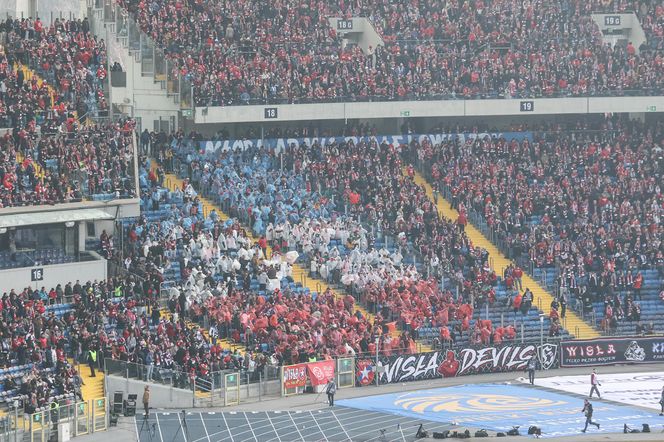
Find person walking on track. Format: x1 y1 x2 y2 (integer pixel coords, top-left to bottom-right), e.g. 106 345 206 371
326 378 337 407
581 399 600 433
143 386 150 416
589 368 601 398
527 355 537 385
659 385 664 416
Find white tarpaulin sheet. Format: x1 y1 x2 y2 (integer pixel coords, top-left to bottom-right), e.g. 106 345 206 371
528 371 664 411
0 208 115 229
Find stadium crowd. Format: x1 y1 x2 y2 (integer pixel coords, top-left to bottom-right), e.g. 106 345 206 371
0 17 107 128
0 17 134 207
172 134 508 347
0 284 87 414
114 0 664 106
2 0 663 409
125 157 429 359
0 272 269 408
0 120 136 207
414 116 663 332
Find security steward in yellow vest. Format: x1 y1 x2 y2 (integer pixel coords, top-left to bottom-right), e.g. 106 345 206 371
87 348 97 377
50 401 60 423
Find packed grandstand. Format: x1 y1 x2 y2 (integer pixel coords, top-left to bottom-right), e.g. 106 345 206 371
0 1 662 438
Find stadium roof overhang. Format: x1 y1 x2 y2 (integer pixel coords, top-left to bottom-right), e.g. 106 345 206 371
0 208 115 229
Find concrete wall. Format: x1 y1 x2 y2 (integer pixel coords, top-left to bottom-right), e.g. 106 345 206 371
107 375 194 410
0 253 106 292
194 96 664 125
107 374 283 409
36 0 86 23
0 198 139 217
1 0 85 22
0 1 18 20
103 17 181 130
188 113 610 139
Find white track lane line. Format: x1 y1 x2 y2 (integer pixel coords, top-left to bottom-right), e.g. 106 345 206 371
199 413 211 442
155 413 165 442
308 410 328 441
329 409 352 442
176 412 188 442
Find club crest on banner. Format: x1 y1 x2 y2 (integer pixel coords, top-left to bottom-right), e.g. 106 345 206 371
356 359 375 386
624 341 646 362
537 343 558 370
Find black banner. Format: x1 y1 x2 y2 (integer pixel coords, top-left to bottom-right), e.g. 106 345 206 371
560 336 664 367
355 342 559 386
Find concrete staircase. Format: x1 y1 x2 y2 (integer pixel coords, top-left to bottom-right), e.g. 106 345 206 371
157 166 433 353
87 7 182 126
76 360 105 401
409 169 600 340
15 63 55 98
14 62 99 127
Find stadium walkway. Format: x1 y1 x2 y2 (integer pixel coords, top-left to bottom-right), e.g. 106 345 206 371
158 165 433 353
78 360 105 401
408 169 599 340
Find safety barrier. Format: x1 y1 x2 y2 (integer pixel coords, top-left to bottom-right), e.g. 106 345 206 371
0 410 21 442
106 359 281 408
24 397 107 442
337 358 355 389
281 364 307 397
223 373 241 406
100 336 664 413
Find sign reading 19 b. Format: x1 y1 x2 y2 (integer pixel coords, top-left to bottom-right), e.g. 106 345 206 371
520 101 534 112
604 16 621 26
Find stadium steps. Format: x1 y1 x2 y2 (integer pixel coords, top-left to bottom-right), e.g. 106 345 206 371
14 63 87 123
157 166 432 353
155 307 241 399
158 284 238 399
73 359 105 401
158 306 242 353
15 63 55 97
408 169 600 340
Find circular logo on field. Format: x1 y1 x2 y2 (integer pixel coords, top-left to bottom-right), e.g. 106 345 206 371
394 394 567 413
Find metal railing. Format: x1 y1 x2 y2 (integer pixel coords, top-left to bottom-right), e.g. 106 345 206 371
104 359 281 407
105 359 192 389
0 396 108 442
90 2 194 112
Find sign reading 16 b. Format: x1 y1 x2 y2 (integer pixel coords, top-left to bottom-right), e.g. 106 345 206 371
337 19 353 30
